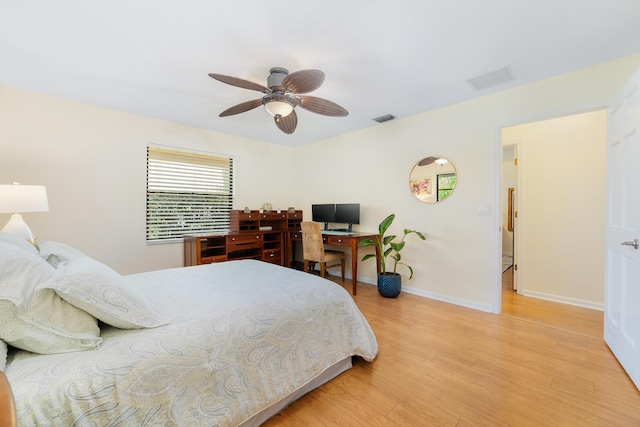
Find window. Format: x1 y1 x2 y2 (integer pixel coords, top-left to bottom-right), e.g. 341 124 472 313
437 173 456 202
146 146 233 242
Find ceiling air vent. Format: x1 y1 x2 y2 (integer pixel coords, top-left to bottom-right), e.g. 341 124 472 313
467 67 515 91
373 114 396 123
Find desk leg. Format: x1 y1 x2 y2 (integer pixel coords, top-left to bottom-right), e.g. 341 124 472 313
350 239 358 295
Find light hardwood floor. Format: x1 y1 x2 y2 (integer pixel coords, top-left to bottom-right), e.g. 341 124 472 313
264 268 640 426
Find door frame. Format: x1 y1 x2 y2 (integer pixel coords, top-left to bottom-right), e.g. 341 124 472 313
493 110 607 313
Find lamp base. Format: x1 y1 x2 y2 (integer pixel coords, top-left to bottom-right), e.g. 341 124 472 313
2 213 36 245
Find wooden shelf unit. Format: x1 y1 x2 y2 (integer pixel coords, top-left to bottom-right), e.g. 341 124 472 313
184 210 302 267
183 234 228 265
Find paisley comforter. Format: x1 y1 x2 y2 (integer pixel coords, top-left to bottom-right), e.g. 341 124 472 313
5 260 378 426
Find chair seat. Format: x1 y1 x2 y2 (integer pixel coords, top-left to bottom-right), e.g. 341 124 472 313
323 250 345 262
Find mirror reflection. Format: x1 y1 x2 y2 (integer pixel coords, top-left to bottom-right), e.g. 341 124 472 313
409 156 457 203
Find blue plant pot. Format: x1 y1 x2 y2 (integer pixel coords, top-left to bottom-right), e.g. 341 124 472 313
377 273 402 298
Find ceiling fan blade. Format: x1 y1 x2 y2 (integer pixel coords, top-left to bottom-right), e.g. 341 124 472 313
298 96 349 117
275 110 297 134
208 73 271 93
418 157 438 166
219 99 263 117
281 69 325 94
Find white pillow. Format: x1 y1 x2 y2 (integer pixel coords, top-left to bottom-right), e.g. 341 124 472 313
0 339 6 371
3 287 102 354
0 243 102 354
38 240 89 268
0 231 37 255
46 257 166 329
0 242 53 309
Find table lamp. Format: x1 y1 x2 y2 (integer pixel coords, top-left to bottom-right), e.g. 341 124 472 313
0 183 49 244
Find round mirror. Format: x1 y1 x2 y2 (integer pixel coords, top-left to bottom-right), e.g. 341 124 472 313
409 156 457 203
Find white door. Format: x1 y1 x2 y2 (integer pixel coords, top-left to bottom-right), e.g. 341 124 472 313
604 68 640 390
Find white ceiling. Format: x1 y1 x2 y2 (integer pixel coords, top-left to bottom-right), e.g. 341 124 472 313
2 1 640 147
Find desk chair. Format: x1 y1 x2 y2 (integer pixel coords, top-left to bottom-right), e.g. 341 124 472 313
300 222 345 281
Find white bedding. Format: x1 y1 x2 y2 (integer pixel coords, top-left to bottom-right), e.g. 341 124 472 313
5 259 378 426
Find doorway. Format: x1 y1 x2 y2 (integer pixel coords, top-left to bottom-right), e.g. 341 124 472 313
500 109 607 309
501 144 517 291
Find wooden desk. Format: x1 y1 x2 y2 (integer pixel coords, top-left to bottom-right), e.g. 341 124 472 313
289 231 380 295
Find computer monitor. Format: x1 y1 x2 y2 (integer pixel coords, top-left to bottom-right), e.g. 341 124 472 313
311 204 336 229
335 203 360 232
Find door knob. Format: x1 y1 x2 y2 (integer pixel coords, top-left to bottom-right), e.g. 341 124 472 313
621 239 639 249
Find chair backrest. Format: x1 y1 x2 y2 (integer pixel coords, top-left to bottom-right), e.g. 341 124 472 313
301 221 325 262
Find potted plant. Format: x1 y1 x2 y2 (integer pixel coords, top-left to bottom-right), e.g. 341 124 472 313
358 214 426 298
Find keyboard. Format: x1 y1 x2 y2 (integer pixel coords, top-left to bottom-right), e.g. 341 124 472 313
321 230 355 235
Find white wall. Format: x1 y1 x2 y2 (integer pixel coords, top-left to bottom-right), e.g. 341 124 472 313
1 54 639 313
502 110 607 307
0 86 295 274
293 54 640 312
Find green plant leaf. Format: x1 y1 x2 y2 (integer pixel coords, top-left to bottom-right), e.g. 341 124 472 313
361 253 376 262
406 264 414 279
357 239 375 247
378 214 395 235
390 241 405 252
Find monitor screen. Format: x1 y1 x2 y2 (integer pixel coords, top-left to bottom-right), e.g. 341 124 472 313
335 203 360 225
311 204 336 224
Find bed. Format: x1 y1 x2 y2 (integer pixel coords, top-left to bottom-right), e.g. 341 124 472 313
0 232 378 426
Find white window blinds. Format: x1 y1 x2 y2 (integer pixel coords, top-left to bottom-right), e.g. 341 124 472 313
146 146 233 242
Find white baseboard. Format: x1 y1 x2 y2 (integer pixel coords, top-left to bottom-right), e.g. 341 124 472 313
358 277 492 313
401 285 494 313
357 277 494 313
520 290 604 311
356 278 602 313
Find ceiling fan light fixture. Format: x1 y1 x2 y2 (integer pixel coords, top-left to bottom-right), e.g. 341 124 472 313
264 100 294 117
210 67 347 134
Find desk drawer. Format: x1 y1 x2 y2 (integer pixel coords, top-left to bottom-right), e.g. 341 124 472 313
263 249 281 263
260 212 288 220
227 233 262 250
326 235 349 246
200 254 227 264
290 231 302 240
234 212 259 221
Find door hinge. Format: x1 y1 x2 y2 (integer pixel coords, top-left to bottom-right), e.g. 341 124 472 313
514 158 518 166
514 264 517 271
514 211 518 218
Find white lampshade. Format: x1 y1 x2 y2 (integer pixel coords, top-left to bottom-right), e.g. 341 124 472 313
264 100 294 117
0 184 49 213
0 184 49 243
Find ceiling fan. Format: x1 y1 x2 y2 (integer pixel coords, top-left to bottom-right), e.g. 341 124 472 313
208 67 348 134
418 156 449 167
